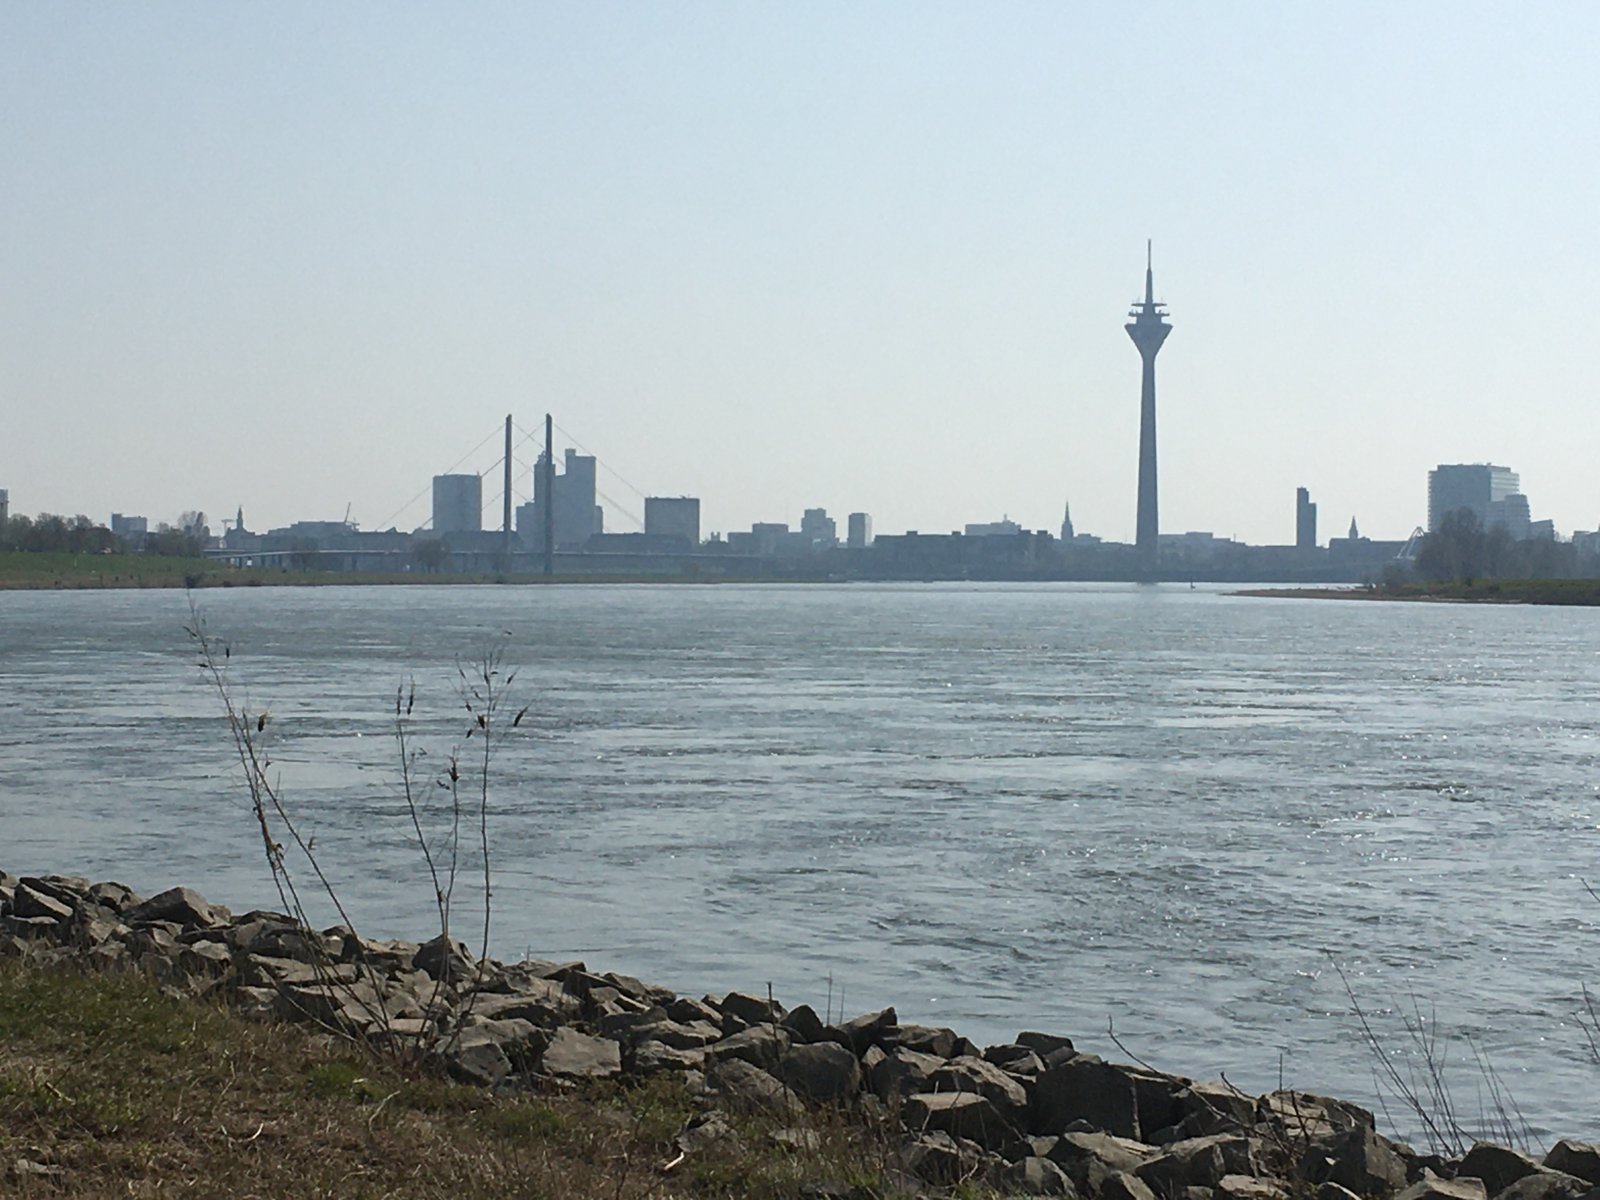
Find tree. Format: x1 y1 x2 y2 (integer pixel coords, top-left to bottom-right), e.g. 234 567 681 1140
412 538 448 574
1417 508 1485 583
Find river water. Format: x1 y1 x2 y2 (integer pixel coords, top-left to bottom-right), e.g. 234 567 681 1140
2 582 1598 1142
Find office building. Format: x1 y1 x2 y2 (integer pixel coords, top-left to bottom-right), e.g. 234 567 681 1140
1126 242 1172 574
110 513 148 541
517 448 603 550
801 508 837 547
1427 464 1519 532
1059 503 1074 542
0 489 8 524
1296 487 1318 550
432 474 482 534
644 497 700 547
847 512 873 548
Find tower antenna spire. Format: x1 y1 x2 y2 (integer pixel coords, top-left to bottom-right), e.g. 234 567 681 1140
1145 239 1154 305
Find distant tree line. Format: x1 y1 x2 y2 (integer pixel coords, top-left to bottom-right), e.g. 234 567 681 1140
1417 508 1584 583
0 513 119 554
0 513 206 557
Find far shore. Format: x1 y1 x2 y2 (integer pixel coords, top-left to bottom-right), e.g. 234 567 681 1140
1238 580 1600 606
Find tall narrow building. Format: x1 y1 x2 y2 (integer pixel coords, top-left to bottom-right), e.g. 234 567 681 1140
1125 242 1171 574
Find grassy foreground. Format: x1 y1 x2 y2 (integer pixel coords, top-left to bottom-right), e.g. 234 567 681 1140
0 958 931 1200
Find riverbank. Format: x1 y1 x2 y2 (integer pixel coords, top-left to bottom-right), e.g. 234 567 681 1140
5 870 1598 1200
0 552 764 590
1238 580 1600 606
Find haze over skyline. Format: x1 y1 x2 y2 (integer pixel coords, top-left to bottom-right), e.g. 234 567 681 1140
4 4 1598 544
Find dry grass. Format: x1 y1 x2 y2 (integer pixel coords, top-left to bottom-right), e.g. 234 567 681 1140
0 957 978 1199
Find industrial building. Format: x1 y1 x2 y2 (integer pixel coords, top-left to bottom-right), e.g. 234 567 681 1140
517 449 602 551
644 497 700 548
432 474 482 534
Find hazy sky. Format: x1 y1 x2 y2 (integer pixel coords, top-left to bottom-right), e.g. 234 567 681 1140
4 4 1597 543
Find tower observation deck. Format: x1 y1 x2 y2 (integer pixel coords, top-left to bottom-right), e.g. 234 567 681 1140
1125 241 1171 575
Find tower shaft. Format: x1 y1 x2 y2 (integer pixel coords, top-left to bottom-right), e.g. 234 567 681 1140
1125 242 1171 577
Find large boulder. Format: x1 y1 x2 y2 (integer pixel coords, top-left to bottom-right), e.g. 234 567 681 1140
1034 1055 1142 1139
1048 1131 1158 1197
1456 1144 1545 1197
11 883 74 923
706 1025 789 1071
777 1041 862 1104
1136 1133 1260 1192
830 1006 897 1055
539 1027 620 1079
705 1057 801 1117
927 1055 1031 1119
125 886 222 930
720 990 784 1030
1397 1177 1490 1200
869 1047 946 1101
1000 1155 1078 1196
903 1091 1017 1153
1299 1126 1410 1196
1545 1141 1600 1187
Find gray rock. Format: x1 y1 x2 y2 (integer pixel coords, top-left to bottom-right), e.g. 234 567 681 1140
629 1018 721 1051
1137 1134 1259 1192
1546 1142 1600 1187
602 970 674 1006
903 1090 1017 1152
891 1024 961 1058
1 915 62 939
1314 1178 1364 1200
1300 1126 1410 1196
1049 1130 1159 1196
782 1003 828 1044
176 941 233 979
831 1006 897 1055
1457 1144 1544 1196
1003 1155 1079 1196
1102 1169 1159 1200
11 883 74 923
1217 1177 1290 1200
667 996 722 1026
869 1046 946 1101
540 1027 620 1078
414 933 475 983
778 1041 862 1104
125 886 221 930
1396 1175 1490 1200
1494 1170 1590 1200
456 1017 547 1068
86 881 141 913
706 1024 789 1070
928 1054 1030 1118
904 1130 971 1185
1260 1090 1374 1139
1018 1031 1077 1057
469 987 574 1028
631 1041 705 1075
721 990 784 1029
705 1057 801 1116
1035 1055 1142 1139
446 1034 513 1086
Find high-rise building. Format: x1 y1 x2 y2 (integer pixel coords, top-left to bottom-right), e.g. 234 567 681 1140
644 497 700 546
517 448 602 550
1125 242 1172 574
432 474 483 534
847 512 873 548
1296 487 1318 550
1427 464 1520 532
1059 502 1075 542
800 508 837 547
0 489 8 524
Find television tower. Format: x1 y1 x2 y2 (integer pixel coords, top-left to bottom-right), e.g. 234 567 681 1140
1125 240 1171 575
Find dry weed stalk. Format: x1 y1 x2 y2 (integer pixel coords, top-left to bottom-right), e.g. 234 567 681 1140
188 597 526 1066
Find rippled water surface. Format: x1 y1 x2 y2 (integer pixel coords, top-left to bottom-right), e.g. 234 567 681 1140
3 583 1599 1140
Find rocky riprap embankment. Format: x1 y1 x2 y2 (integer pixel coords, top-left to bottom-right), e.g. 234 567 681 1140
4 869 1598 1200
